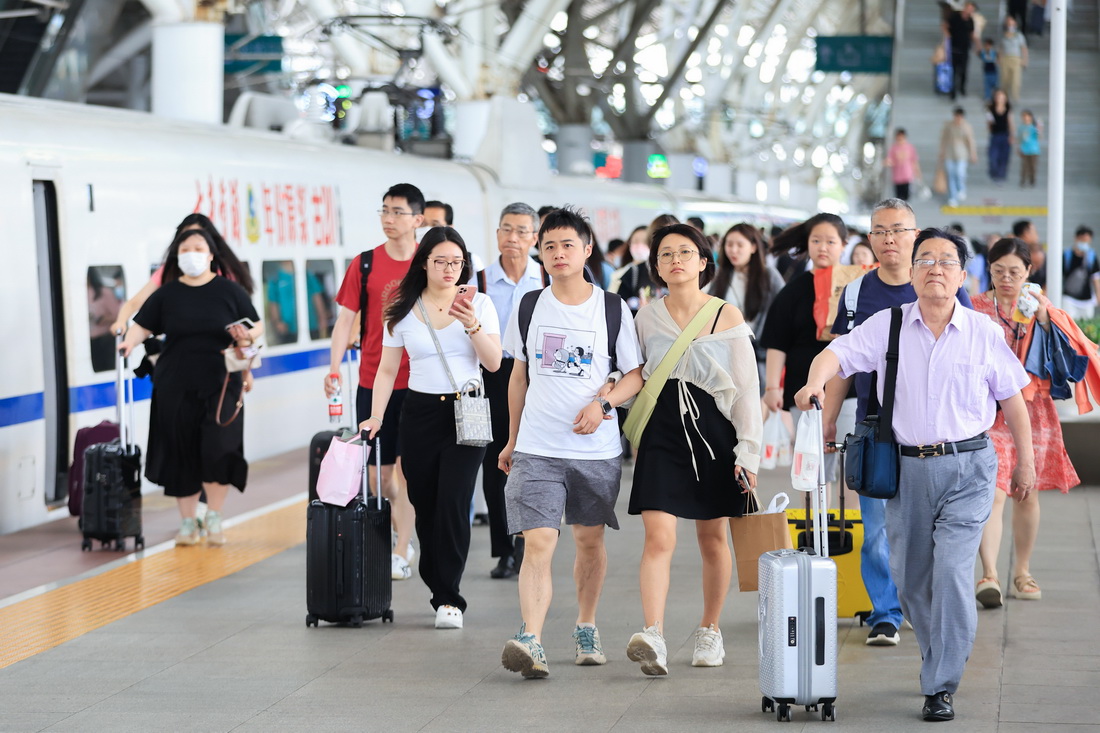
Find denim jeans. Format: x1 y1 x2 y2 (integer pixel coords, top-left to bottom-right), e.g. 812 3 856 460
945 158 968 202
859 494 904 628
989 133 1011 181
983 70 998 101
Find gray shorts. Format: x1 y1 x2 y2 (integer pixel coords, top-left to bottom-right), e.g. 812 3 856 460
504 452 621 534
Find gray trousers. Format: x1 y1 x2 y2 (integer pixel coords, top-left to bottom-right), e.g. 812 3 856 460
885 444 997 695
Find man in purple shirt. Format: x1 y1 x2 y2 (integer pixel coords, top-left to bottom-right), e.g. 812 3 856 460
824 199 972 650
797 228 1035 722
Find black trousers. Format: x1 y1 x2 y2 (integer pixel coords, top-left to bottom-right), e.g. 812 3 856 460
481 358 515 559
951 49 970 98
398 390 485 612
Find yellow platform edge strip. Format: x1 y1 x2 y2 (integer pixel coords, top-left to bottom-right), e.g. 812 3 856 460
0 501 306 670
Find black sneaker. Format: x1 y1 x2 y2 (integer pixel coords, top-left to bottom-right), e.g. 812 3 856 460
866 622 900 646
922 691 954 721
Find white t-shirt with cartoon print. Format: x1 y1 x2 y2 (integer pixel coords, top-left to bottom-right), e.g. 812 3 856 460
502 286 643 460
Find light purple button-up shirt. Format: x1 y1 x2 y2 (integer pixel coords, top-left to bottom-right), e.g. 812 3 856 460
827 301 1029 446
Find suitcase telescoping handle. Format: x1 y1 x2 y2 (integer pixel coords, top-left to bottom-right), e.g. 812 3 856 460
808 396 829 559
114 333 135 450
359 431 384 510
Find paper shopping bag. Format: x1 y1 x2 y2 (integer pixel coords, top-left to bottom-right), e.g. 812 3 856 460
731 492 793 591
315 435 365 507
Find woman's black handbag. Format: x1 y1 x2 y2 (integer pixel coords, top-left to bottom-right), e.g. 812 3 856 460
844 308 902 499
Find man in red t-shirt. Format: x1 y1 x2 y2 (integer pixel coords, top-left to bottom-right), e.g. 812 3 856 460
326 182 424 581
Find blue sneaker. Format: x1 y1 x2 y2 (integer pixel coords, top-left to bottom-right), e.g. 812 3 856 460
573 625 607 665
501 624 549 679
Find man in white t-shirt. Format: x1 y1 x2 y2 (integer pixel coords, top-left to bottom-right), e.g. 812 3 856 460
498 207 643 679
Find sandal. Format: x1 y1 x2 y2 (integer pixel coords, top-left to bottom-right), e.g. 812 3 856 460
975 577 1002 609
1013 575 1042 600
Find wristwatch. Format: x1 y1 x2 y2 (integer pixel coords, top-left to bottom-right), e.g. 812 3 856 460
595 397 613 416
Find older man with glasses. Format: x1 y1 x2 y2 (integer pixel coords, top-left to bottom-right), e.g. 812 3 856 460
477 203 546 579
823 199 973 650
800 227 1035 722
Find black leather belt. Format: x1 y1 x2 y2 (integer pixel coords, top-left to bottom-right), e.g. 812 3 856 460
899 434 988 459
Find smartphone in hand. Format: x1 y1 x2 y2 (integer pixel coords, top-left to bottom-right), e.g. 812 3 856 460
452 285 475 309
225 318 256 332
735 467 751 492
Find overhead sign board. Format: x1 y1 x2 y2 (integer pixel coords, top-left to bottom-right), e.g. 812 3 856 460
815 36 893 74
225 35 284 75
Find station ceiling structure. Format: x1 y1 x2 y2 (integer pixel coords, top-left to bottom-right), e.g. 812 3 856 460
1 0 897 209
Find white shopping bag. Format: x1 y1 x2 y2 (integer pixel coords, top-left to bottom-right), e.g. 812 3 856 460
760 410 785 470
776 421 792 467
790 409 823 492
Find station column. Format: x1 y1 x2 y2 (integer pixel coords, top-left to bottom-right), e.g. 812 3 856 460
151 21 224 123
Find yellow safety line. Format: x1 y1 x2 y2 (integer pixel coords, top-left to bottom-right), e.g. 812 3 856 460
0 501 306 670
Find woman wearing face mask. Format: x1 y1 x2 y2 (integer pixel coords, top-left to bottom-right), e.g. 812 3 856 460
759 214 855 457
613 215 679 314
973 238 1085 608
120 228 263 546
706 224 786 393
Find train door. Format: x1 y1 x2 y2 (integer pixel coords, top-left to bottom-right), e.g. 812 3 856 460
33 179 70 504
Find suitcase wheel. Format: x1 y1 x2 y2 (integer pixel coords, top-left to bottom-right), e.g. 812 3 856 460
114 539 126 552
351 616 363 628
383 609 394 623
81 538 92 552
135 536 145 551
821 703 836 722
776 704 791 722
306 614 318 628
761 697 774 713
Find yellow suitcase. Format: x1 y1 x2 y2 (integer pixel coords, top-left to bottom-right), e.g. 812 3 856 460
786 501 872 623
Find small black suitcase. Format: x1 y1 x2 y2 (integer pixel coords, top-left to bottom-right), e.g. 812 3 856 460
306 435 394 627
81 341 145 552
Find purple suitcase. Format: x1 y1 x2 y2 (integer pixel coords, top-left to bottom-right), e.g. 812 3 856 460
69 420 120 517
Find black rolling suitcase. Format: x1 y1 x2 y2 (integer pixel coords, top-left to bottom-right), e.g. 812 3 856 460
306 435 394 627
81 340 145 552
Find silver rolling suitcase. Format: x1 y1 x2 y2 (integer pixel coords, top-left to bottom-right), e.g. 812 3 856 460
758 397 837 722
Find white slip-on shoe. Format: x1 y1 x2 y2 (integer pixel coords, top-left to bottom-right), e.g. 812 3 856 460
435 605 463 629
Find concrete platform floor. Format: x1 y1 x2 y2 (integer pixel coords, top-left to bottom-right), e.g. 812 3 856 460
1 455 1097 733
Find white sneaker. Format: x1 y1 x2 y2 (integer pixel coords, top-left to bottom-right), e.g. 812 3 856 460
947 198 959 207
435 605 463 629
626 625 668 676
691 625 725 667
391 553 412 581
406 541 416 563
174 517 200 547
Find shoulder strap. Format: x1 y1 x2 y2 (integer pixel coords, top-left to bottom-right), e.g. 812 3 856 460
518 288 543 384
642 298 724 401
877 307 903 444
845 274 866 331
358 249 374 344
477 269 487 292
603 290 623 373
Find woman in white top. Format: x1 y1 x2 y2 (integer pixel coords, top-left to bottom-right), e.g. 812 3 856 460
363 227 502 630
706 223 786 394
624 224 763 676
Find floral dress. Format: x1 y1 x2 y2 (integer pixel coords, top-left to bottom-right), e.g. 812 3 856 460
972 293 1080 493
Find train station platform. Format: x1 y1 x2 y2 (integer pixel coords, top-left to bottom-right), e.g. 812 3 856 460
2 447 1098 732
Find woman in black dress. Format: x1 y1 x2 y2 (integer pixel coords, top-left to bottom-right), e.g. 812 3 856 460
625 224 762 676
987 88 1014 183
120 228 262 546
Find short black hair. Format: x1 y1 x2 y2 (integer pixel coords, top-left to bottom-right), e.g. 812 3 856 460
424 200 453 225
895 128 907 136
687 216 705 231
1076 225 1094 238
1011 219 1032 237
538 205 592 247
537 205 558 219
912 227 969 267
383 183 425 214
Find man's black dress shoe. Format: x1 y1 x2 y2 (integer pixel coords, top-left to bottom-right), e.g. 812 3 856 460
922 691 954 721
490 555 516 579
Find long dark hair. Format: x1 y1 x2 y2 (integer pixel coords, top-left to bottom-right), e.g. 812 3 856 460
769 213 848 257
174 213 254 294
647 224 716 288
384 227 473 334
161 228 223 285
711 223 771 321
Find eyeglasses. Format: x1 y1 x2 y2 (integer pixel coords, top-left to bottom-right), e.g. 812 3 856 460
990 266 1027 280
869 228 919 239
913 259 962 270
377 208 417 218
657 248 699 264
498 226 533 237
430 259 465 272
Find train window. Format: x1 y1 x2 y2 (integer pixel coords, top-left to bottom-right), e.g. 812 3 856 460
262 260 299 346
87 266 126 372
305 260 337 340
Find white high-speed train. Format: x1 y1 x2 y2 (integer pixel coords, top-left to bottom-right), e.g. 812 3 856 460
0 93 811 535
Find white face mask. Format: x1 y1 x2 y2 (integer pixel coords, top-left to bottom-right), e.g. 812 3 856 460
178 251 211 277
1075 239 1090 252
630 244 650 263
